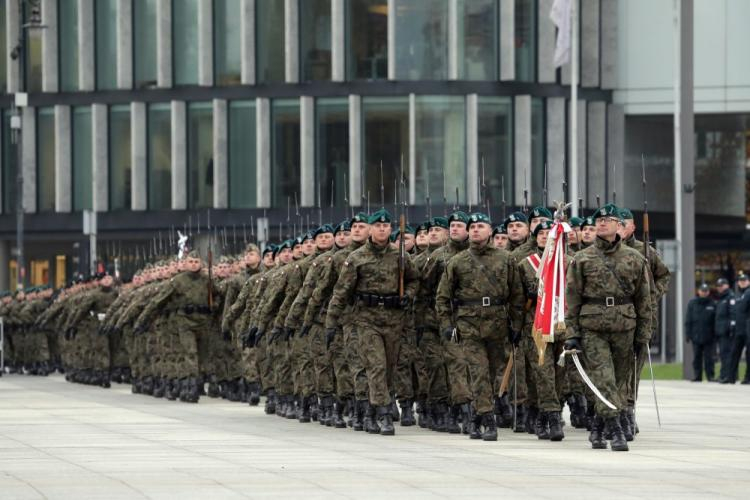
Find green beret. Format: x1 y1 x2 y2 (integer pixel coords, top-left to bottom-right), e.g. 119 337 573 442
448 211 469 225
467 212 492 228
594 203 622 220
581 216 595 228
503 211 528 226
416 220 431 233
530 206 553 219
314 224 335 237
390 229 398 242
277 239 294 253
262 244 276 256
492 224 506 236
294 235 304 246
334 220 351 234
369 208 392 224
351 212 370 224
533 220 553 236
393 225 416 239
569 216 584 227
430 216 449 229
619 207 634 220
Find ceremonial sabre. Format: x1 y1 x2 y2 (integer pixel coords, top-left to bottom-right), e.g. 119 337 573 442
647 343 662 428
557 349 617 410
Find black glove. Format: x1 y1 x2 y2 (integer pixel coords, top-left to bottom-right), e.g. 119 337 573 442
254 327 265 346
563 338 582 353
269 327 283 344
222 330 232 342
325 328 337 350
134 324 146 336
299 324 311 338
97 326 106 336
416 327 424 347
442 327 456 343
285 327 295 341
634 341 647 357
241 329 254 349
400 296 411 308
509 329 521 346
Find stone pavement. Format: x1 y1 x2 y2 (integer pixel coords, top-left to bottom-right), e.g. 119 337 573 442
1 375 749 500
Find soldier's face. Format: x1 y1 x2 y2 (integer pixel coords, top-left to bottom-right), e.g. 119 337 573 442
596 217 619 240
717 284 729 293
469 222 492 244
507 222 529 242
303 239 316 255
245 251 261 268
428 226 448 245
536 229 550 247
582 225 596 243
315 233 334 251
493 233 509 249
279 248 293 264
351 222 370 242
334 230 351 248
530 217 548 233
398 234 415 252
698 289 710 298
370 222 392 245
263 253 274 267
293 245 304 259
187 257 202 272
569 227 580 244
619 219 636 239
416 230 429 248
101 275 113 288
449 221 468 242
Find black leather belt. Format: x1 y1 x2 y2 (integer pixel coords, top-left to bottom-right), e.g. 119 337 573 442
357 293 402 309
453 297 506 307
584 296 633 307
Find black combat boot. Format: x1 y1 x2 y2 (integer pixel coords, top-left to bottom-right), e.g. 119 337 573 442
606 417 629 451
573 394 588 429
110 367 122 384
207 376 221 398
248 382 261 406
548 411 565 441
390 400 400 422
620 409 634 442
536 411 550 440
495 394 514 428
237 379 248 403
298 396 311 423
153 378 166 398
142 376 154 395
264 389 277 414
589 416 607 449
377 406 395 436
166 379 179 400
131 378 142 394
467 406 482 440
318 396 331 426
122 368 132 384
415 400 428 428
99 371 111 388
286 396 299 419
187 377 201 403
526 406 538 434
347 397 356 427
331 399 347 428
399 400 416 427
353 400 367 431
363 402 381 434
460 404 471 434
513 405 527 433
432 402 448 432
446 405 461 434
481 413 498 441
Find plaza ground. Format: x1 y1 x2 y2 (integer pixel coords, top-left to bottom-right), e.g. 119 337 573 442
1 374 748 499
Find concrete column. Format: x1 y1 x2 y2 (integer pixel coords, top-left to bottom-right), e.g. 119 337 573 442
171 101 187 210
600 0 617 89
78 0 94 91
408 94 416 204
607 103 624 203
331 0 345 81
448 0 459 80
41 0 58 92
513 95 531 203
545 97 566 203
131 102 147 210
580 0 600 88
466 94 479 205
22 107 36 214
198 0 213 86
92 104 108 212
387 0 395 80
499 0 515 81
300 96 314 207
240 0 255 84
54 106 71 213
6 0 19 93
348 95 361 206
256 98 271 208
117 0 133 89
157 0 172 87
213 99 228 209
0 240 9 290
586 102 606 206
284 0 299 83
537 0 556 84
574 100 587 206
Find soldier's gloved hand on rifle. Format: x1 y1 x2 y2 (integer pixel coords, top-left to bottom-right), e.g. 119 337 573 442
65 327 77 340
269 327 283 344
633 341 648 357
399 295 411 308
299 324 311 338
563 338 582 353
134 324 147 336
285 327 295 341
509 328 521 346
325 328 337 350
222 330 232 342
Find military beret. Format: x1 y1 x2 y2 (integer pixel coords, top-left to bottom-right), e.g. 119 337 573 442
530 206 553 219
416 220 431 233
581 216 595 228
430 216 449 229
533 220 554 236
277 240 294 253
569 216 584 227
262 244 276 256
369 208 392 224
351 212 370 224
467 212 492 228
245 243 260 254
389 229 398 242
448 211 470 225
334 219 351 235
187 250 201 259
302 230 315 242
294 236 304 246
314 224 335 238
619 207 634 220
503 211 528 226
492 224 506 236
393 225 416 239
594 203 622 220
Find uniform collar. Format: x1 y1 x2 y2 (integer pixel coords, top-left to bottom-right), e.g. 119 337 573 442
469 240 492 255
594 235 622 254
449 237 469 252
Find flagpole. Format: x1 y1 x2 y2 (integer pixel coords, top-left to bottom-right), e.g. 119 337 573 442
570 0 579 216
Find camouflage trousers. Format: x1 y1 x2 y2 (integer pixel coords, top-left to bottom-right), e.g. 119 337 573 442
530 339 565 412
581 328 634 419
22 330 50 365
513 333 538 408
292 327 315 397
83 328 110 372
255 336 274 392
354 309 403 407
441 337 472 405
344 322 369 400
329 327 352 400
268 336 293 396
308 323 334 397
394 327 423 402
418 329 450 404
624 341 649 408
108 328 130 371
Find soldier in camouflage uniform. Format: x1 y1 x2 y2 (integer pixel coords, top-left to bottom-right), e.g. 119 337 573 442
564 204 653 452
579 216 596 248
436 212 525 442
492 225 509 250
504 212 529 253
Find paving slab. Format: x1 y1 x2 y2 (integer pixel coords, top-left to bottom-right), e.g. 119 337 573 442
1 374 749 499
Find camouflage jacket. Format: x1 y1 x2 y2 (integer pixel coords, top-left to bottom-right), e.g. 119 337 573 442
136 272 217 331
274 252 321 330
419 239 470 331
221 267 260 332
255 262 294 332
285 248 335 330
625 236 671 299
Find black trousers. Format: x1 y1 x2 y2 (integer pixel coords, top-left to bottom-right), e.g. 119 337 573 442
692 341 715 381
727 334 748 383
718 336 734 380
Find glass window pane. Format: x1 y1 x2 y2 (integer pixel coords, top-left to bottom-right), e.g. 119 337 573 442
394 0 448 80
134 0 158 87
515 0 536 82
2 111 16 214
0 4 7 93
174 0 200 86
36 108 55 212
316 98 348 207
228 101 257 208
187 102 213 209
59 0 79 92
457 0 497 80
347 0 388 80
531 98 545 205
95 0 118 89
214 0 242 85
414 96 465 205
256 0 285 83
362 97 408 207
300 0 331 82
148 104 171 210
72 107 92 211
271 99 300 208
109 105 131 211
477 96 513 206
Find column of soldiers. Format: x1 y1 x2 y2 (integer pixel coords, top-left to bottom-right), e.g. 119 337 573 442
1 201 671 452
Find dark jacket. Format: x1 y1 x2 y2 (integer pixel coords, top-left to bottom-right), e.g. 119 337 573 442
685 296 716 344
714 289 736 337
734 286 750 338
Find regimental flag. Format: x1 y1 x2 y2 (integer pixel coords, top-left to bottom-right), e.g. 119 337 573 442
531 219 571 364
550 0 572 67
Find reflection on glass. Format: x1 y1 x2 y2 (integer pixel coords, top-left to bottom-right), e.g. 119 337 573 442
96 0 118 89
300 0 332 81
58 1 78 91
394 0 448 80
531 98 544 205
109 105 132 211
362 97 408 207
134 0 158 87
316 98 348 207
228 101 257 208
36 108 55 212
2 111 15 214
414 96 465 205
515 0 536 82
347 0 388 80
173 0 200 86
73 107 92 211
457 0 497 80
477 97 513 206
214 0 242 85
271 100 300 208
256 0 285 83
188 102 213 209
147 104 171 210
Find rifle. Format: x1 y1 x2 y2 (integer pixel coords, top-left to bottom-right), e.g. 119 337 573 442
612 162 617 205
380 160 385 210
207 210 214 310
501 175 507 219
543 162 548 208
523 163 529 214
482 160 490 220
399 160 406 298
641 155 650 263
